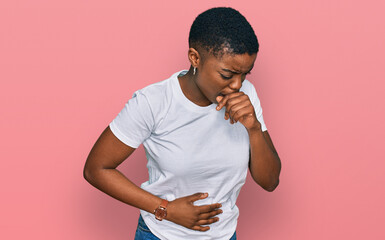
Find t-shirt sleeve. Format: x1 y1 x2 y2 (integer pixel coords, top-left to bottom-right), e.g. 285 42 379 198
248 83 268 132
109 91 154 148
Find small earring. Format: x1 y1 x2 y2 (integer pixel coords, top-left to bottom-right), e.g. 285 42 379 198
193 67 196 75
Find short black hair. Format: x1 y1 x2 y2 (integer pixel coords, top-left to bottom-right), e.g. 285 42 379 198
189 7 259 57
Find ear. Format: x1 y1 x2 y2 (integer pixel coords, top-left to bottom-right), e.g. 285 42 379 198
187 47 201 68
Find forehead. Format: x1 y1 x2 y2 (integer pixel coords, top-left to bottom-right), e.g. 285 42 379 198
206 51 257 73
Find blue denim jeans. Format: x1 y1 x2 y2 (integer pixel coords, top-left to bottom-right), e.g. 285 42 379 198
134 214 236 240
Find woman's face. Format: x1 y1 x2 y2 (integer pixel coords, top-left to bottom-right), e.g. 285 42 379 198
195 51 257 104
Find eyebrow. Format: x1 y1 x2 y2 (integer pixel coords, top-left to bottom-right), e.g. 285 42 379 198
222 68 240 74
221 66 254 74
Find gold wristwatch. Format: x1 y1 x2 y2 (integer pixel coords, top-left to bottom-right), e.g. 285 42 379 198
154 199 169 221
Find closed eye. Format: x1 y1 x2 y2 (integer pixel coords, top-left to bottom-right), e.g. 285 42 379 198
220 73 232 80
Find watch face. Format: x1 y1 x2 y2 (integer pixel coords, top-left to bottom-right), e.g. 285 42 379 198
155 207 167 221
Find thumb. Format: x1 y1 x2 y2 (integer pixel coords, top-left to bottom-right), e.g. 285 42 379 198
216 95 223 103
189 192 208 203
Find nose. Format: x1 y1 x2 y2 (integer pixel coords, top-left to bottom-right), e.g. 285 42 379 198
229 75 242 91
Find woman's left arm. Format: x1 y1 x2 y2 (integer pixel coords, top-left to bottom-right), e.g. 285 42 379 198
216 92 281 192
247 128 281 192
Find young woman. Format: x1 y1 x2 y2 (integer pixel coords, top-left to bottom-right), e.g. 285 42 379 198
84 7 281 240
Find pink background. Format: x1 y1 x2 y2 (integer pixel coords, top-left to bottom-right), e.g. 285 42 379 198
1 0 384 239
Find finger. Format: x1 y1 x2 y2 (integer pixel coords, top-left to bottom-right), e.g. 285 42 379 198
232 106 255 123
216 92 244 111
228 104 245 124
225 101 244 121
216 95 223 105
196 217 220 226
224 111 229 120
225 92 247 106
225 95 249 120
196 203 222 213
189 192 208 203
199 209 223 220
222 93 247 121
228 102 252 122
216 95 228 111
192 225 210 232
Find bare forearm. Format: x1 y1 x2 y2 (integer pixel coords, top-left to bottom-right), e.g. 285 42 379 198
248 128 281 191
84 168 161 214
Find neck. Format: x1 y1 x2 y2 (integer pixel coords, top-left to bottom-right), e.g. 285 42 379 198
178 69 211 106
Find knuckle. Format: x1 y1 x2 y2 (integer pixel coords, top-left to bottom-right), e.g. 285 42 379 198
189 221 197 228
195 208 201 215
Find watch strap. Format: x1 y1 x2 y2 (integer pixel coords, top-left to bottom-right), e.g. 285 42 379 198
160 199 168 208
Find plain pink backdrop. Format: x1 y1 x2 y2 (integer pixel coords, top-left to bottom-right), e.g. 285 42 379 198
1 0 384 239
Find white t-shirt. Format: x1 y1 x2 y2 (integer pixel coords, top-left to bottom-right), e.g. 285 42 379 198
109 70 267 240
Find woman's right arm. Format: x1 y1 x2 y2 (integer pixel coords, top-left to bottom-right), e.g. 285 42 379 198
83 126 162 214
83 126 222 231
